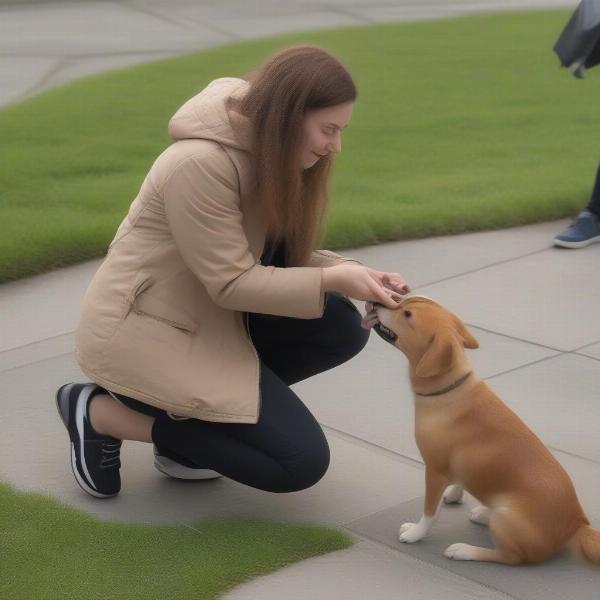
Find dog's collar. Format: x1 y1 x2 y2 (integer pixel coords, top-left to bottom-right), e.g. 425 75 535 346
416 371 473 397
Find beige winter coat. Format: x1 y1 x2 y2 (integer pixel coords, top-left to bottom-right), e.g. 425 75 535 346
74 77 363 424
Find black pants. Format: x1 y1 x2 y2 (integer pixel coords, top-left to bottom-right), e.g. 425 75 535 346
112 292 370 493
588 161 600 218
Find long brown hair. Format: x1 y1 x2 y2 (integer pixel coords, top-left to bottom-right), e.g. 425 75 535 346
230 45 357 267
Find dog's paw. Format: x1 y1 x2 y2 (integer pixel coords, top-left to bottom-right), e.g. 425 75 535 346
444 543 478 561
443 484 463 504
399 522 414 534
469 505 491 526
398 522 425 543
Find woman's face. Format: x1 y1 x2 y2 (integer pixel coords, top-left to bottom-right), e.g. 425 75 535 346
300 101 353 170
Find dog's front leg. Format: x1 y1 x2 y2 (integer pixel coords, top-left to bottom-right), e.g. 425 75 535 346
399 469 448 543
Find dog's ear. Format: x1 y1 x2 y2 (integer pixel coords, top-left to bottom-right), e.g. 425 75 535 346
415 330 462 378
451 314 479 349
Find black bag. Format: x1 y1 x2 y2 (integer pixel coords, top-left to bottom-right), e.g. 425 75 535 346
553 0 600 78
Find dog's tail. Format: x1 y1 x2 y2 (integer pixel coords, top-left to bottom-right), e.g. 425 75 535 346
568 524 600 570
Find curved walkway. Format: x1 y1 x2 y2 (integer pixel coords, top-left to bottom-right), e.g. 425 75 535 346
2 1 600 599
0 0 577 108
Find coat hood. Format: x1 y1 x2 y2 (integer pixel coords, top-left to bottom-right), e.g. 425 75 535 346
168 77 252 152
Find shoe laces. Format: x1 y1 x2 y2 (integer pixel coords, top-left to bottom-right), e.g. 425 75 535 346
100 440 122 469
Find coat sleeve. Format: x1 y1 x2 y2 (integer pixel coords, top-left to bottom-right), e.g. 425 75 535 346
162 147 326 319
305 249 363 268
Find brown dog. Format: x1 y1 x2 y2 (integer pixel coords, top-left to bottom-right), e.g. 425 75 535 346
363 294 600 567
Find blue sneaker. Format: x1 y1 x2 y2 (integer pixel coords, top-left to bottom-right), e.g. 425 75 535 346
55 383 122 498
554 211 600 248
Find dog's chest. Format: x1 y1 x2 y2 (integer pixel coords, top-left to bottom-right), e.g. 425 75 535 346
414 406 460 468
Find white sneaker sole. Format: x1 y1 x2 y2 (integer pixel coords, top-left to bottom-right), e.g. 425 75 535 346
153 455 223 480
554 234 600 248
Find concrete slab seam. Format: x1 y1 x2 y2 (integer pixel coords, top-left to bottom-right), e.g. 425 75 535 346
317 3 375 24
17 56 71 101
341 526 518 600
462 324 565 354
416 247 550 290
117 0 241 41
483 352 592 382
321 424 425 470
0 350 74 375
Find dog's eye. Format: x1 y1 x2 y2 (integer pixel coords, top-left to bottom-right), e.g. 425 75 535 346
404 310 412 318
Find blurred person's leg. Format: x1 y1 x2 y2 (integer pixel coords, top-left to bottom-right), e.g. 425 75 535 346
554 161 600 248
586 161 600 218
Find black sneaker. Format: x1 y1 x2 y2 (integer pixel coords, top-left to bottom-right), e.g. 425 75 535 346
55 383 122 498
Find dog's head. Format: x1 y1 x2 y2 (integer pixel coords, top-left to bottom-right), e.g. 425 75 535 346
371 295 479 378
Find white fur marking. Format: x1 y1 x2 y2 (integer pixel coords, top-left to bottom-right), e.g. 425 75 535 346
443 484 464 504
470 505 491 525
398 515 435 543
444 543 480 561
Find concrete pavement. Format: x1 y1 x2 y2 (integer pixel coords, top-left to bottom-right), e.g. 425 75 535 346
2 1 600 599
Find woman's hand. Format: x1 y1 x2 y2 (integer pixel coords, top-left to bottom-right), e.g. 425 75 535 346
322 264 410 309
365 271 411 313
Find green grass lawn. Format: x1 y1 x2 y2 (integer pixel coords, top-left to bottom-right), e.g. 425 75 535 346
1 10 599 283
0 482 353 599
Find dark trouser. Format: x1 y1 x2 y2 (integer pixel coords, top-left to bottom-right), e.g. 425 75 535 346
587 161 600 218
111 293 370 493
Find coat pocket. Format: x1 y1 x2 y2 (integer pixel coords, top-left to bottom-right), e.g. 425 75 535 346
127 272 198 334
131 293 198 334
126 271 153 302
